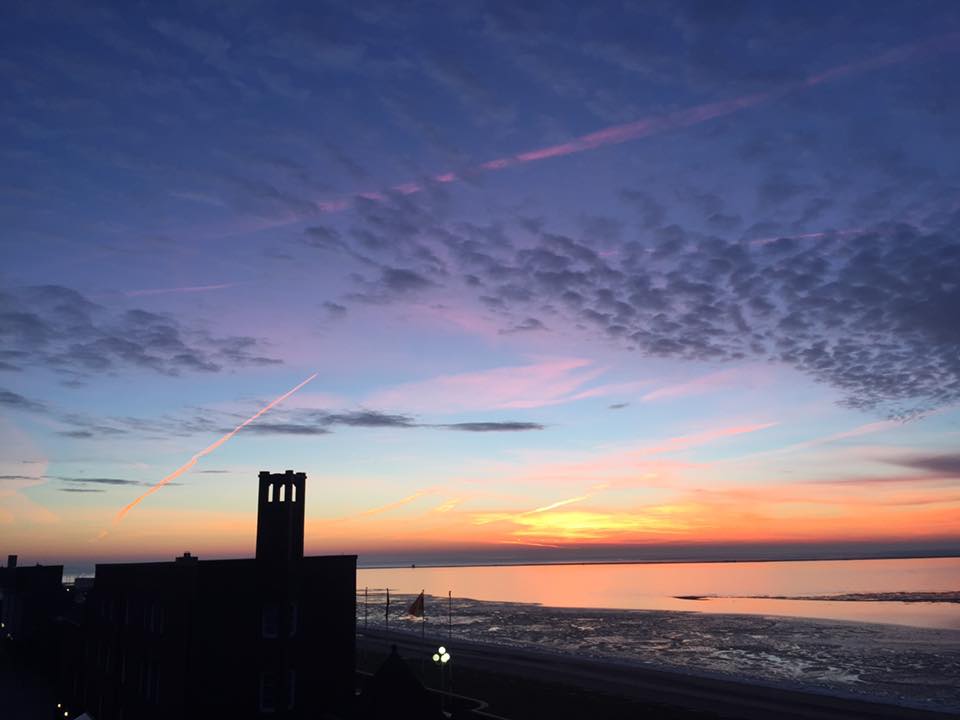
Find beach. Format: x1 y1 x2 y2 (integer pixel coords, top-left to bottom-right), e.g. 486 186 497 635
358 626 960 720
358 592 960 714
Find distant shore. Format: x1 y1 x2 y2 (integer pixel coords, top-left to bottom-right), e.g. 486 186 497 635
356 551 960 570
58 551 960 581
676 591 960 603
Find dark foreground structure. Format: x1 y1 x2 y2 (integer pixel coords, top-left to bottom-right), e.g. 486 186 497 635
57 470 356 720
0 554 67 670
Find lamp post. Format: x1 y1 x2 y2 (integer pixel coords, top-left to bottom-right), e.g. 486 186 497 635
431 645 451 712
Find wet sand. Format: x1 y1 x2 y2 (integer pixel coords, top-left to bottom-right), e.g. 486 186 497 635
358 627 960 720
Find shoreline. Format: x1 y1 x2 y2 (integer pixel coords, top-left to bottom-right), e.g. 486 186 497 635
365 592 960 632
356 552 960 570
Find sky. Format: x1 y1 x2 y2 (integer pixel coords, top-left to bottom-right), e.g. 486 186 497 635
2 1 960 569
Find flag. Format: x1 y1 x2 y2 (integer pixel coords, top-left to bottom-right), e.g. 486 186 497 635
407 590 424 617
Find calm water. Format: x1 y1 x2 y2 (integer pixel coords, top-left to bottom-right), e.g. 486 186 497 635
358 556 960 629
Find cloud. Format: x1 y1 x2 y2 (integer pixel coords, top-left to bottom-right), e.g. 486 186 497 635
891 454 960 477
0 388 45 412
322 410 416 428
438 422 544 432
499 317 547 334
56 477 141 486
641 369 743 402
241 409 542 434
0 285 281 378
367 358 608 413
59 487 106 493
331 193 960 416
240 422 333 436
807 475 955 487
381 267 434 293
608 403 629 410
58 430 95 439
323 301 348 318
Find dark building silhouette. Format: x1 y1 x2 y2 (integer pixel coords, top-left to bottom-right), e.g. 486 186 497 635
60 470 356 719
0 554 67 670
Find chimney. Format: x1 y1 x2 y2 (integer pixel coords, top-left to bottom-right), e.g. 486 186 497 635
6 554 16 568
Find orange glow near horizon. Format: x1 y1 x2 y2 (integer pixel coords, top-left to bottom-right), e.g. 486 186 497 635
6 409 959 564
102 373 318 536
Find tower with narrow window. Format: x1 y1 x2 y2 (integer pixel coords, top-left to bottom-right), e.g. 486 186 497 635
256 470 306 716
256 470 306 566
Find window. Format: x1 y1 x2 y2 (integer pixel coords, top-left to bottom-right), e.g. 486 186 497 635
259 672 277 713
288 603 298 637
267 483 274 502
287 670 296 710
144 602 165 634
262 605 279 638
291 484 297 502
279 484 286 502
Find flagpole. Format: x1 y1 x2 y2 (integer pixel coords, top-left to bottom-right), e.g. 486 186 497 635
421 588 425 640
364 586 368 630
448 590 452 642
385 587 390 634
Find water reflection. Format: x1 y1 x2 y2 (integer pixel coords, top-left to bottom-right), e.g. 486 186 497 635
358 556 960 629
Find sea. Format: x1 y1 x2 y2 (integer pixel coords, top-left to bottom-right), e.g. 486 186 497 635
356 557 960 712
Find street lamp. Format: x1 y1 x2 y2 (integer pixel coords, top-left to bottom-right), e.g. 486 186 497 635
431 645 452 711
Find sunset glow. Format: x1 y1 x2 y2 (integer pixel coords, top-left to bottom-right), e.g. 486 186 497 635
2 4 959 571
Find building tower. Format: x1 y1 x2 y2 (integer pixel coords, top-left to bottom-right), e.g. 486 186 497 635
256 470 306 565
256 470 306 717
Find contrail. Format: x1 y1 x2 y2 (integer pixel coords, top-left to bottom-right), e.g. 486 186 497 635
305 32 960 217
522 494 593 515
124 283 239 297
190 32 959 245
101 372 318 536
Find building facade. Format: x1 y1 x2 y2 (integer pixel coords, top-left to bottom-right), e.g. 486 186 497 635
61 471 356 719
0 554 67 671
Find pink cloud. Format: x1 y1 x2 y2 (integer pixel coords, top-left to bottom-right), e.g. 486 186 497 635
637 422 778 456
457 422 775 490
368 359 652 414
641 368 743 402
367 358 605 413
399 302 505 341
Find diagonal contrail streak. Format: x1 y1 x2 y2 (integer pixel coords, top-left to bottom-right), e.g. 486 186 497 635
307 32 960 216
124 283 239 297
100 372 318 536
192 32 959 244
